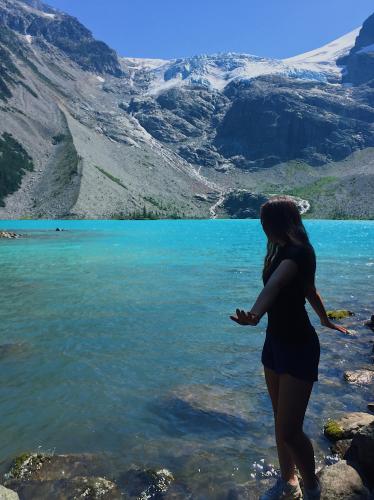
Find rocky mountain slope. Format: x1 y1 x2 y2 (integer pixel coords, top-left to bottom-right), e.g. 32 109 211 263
0 0 373 219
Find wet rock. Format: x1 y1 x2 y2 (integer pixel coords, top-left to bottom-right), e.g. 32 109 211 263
347 421 374 487
5 477 121 500
330 439 353 459
0 231 20 239
367 403 374 413
324 413 374 441
0 484 19 499
364 315 374 332
4 453 112 482
0 343 26 360
317 460 370 499
4 453 121 500
117 466 174 498
158 384 252 435
326 310 354 320
344 369 374 385
225 479 264 500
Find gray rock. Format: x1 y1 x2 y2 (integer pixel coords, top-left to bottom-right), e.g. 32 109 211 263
348 421 374 486
5 477 121 500
330 439 353 459
344 370 374 385
4 453 122 500
0 485 19 500
117 466 174 498
4 453 113 482
324 413 374 441
318 460 370 499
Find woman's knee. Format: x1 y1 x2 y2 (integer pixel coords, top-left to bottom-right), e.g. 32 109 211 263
275 423 303 446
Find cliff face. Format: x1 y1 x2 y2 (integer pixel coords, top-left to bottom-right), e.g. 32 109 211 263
0 0 373 219
339 13 374 85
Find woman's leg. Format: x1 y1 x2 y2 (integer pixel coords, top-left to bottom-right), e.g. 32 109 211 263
264 367 298 484
275 373 318 490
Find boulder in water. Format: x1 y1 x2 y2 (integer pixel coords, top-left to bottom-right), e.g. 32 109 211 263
324 413 374 441
317 460 370 499
347 421 374 487
4 453 121 500
344 369 374 385
5 477 121 500
117 466 174 498
158 384 252 435
0 484 19 499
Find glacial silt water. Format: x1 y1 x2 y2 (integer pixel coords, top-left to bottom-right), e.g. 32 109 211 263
0 219 373 496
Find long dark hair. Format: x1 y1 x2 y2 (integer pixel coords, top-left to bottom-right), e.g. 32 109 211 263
260 196 315 284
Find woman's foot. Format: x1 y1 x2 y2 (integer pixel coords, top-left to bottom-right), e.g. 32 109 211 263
259 477 303 500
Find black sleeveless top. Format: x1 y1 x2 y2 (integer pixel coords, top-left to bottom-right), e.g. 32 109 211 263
262 243 316 343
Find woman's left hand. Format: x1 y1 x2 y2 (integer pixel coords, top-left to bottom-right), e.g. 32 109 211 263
230 309 259 326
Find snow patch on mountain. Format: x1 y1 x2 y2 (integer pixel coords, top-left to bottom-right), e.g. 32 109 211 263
284 28 360 72
143 28 359 95
121 57 170 70
17 0 56 18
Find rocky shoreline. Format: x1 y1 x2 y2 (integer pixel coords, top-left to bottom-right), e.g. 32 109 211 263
0 310 373 499
0 231 21 239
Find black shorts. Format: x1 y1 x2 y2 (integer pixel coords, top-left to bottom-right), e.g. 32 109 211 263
261 330 320 383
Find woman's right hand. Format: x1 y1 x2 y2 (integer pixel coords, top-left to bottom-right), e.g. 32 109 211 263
320 317 350 334
230 309 259 326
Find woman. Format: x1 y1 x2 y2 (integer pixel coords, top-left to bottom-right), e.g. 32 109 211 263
230 196 348 500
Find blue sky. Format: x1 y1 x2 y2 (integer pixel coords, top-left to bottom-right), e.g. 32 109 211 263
45 0 373 60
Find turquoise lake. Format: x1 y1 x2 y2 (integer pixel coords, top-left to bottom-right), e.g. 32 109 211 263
0 219 373 497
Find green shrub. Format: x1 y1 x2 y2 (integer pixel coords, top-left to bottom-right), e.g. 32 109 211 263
0 132 34 206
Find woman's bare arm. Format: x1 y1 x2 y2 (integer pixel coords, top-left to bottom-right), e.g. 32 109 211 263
230 259 298 325
305 285 329 323
248 259 298 319
306 285 349 334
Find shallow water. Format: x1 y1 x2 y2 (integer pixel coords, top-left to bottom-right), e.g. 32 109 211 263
0 220 373 497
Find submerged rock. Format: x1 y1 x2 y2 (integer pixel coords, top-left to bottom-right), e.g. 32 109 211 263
344 369 374 385
326 310 354 320
5 477 121 500
0 343 27 360
4 453 121 500
0 484 19 499
317 460 370 499
324 413 374 441
158 384 252 435
367 403 374 413
5 453 111 482
117 466 174 498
